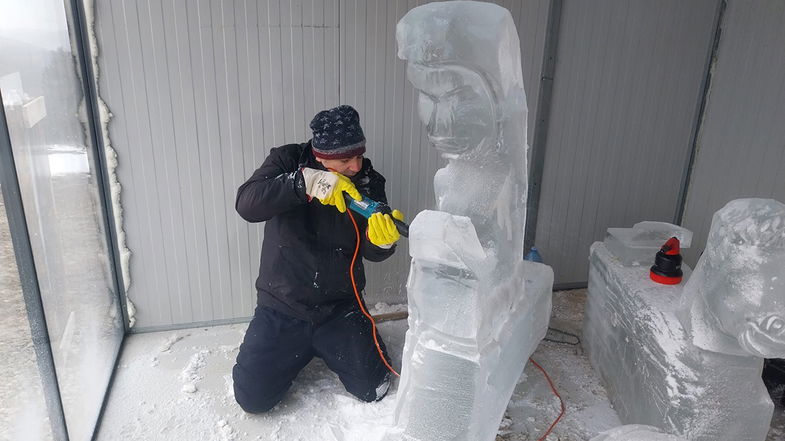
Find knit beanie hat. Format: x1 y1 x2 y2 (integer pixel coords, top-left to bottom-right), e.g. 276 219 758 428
310 105 366 159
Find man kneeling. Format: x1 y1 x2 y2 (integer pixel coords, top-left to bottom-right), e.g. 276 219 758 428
232 105 402 412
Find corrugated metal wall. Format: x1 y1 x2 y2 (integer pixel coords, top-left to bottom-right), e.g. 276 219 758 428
532 0 720 286
681 0 785 266
94 0 342 329
338 0 434 303
94 0 549 329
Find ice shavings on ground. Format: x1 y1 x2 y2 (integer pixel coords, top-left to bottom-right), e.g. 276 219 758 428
160 333 188 353
180 349 211 393
97 322 407 441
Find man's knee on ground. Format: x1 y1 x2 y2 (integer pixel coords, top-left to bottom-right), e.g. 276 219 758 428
232 364 288 413
345 372 391 403
234 385 283 413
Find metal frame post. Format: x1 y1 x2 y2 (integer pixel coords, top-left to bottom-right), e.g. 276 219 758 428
68 0 130 333
65 0 132 437
525 0 563 251
674 0 727 225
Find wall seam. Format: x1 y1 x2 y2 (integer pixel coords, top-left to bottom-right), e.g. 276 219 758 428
675 0 727 225
524 0 563 251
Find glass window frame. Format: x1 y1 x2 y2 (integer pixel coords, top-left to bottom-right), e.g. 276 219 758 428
0 0 130 438
0 92 69 441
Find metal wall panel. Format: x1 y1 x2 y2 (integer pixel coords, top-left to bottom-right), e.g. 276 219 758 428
681 0 785 265
339 0 550 304
533 0 719 285
94 0 341 329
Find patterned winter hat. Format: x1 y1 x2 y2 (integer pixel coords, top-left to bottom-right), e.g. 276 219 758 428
310 105 366 159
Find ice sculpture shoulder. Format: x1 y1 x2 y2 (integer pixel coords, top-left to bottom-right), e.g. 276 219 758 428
583 198 785 441
385 3 553 441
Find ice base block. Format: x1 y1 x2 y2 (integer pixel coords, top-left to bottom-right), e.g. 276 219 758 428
583 242 773 441
384 260 553 441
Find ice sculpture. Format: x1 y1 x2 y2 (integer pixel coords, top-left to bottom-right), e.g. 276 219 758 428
590 425 688 441
584 198 785 441
384 2 553 441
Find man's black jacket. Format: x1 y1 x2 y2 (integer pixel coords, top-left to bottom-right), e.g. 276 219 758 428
236 142 396 322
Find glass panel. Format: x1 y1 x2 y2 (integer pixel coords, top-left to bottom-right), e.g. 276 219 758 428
0 1 124 440
0 190 54 441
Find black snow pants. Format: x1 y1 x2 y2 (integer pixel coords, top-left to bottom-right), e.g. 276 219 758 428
232 301 392 413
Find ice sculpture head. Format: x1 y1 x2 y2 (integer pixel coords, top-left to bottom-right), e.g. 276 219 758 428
697 198 785 358
396 1 527 157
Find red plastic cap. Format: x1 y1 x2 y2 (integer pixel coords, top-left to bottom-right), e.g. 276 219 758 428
661 237 681 255
650 271 682 285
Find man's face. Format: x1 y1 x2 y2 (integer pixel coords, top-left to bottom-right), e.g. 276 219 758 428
316 155 364 177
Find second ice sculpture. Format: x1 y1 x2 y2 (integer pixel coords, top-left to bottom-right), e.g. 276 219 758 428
385 2 553 441
584 198 785 441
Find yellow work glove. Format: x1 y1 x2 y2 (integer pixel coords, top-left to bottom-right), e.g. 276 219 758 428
301 168 361 213
367 210 405 247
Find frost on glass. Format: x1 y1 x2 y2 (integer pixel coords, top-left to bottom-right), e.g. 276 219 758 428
583 198 785 441
385 3 553 441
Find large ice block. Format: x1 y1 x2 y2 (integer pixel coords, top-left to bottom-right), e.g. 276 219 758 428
386 2 554 440
583 198 785 441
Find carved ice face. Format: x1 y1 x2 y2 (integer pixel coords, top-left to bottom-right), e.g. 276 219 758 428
406 63 497 155
702 239 785 358
708 251 785 358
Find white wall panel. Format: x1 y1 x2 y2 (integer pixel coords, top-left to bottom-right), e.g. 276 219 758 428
533 0 719 285
95 0 341 329
681 0 785 265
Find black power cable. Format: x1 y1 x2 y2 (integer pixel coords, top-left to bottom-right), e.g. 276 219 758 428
544 327 581 346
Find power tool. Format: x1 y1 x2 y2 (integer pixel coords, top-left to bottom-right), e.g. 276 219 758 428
346 195 409 237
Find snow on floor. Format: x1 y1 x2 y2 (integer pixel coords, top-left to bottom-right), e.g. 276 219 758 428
95 291 785 440
96 321 404 441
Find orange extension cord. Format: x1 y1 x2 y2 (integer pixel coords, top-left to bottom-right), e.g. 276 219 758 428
530 358 565 441
346 208 400 377
345 209 564 437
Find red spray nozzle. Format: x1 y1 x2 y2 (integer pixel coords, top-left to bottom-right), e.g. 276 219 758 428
661 237 680 255
650 236 683 285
